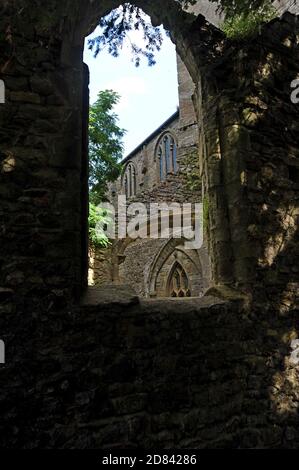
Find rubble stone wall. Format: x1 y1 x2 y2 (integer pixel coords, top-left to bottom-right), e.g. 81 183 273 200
0 0 299 449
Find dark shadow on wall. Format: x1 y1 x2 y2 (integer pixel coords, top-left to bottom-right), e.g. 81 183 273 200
208 12 299 447
0 1 299 449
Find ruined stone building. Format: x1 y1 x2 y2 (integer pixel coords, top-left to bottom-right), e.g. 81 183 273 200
89 55 211 298
1 0 299 449
89 0 299 299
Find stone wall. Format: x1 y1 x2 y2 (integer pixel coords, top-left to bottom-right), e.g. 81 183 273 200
102 52 204 296
116 238 209 298
1 289 299 448
0 0 299 449
0 0 87 300
118 238 166 297
188 0 298 25
110 114 181 198
88 246 113 287
196 13 299 305
154 245 204 297
107 108 201 229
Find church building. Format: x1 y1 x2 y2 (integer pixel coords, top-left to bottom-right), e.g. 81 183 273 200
89 55 211 297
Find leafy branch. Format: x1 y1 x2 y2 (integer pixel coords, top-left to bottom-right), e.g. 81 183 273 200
89 204 112 248
88 1 280 66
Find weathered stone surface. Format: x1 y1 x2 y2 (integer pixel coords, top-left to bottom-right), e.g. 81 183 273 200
0 0 299 450
100 73 206 297
30 76 54 96
10 91 41 104
80 285 139 308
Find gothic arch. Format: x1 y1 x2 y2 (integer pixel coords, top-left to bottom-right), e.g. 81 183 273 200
155 131 178 180
146 237 208 298
63 0 232 291
75 1 203 82
122 161 138 198
167 261 191 297
154 130 178 159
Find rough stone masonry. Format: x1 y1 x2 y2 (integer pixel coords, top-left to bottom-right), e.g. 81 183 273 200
0 0 299 448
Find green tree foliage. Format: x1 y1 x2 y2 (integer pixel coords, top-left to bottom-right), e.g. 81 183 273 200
219 0 276 39
88 1 196 66
211 0 274 18
88 4 161 67
89 203 112 248
89 90 126 205
88 1 277 66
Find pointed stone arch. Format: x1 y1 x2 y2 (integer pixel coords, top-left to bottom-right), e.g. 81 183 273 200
167 261 191 297
69 1 226 292
155 131 178 180
0 0 245 296
146 237 210 298
122 161 138 198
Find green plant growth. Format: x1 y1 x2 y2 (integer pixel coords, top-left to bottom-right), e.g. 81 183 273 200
89 90 126 205
88 1 277 66
89 203 112 248
88 1 197 67
186 170 201 192
185 152 201 192
220 1 276 39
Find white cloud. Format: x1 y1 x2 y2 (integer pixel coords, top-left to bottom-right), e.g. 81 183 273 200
105 75 148 112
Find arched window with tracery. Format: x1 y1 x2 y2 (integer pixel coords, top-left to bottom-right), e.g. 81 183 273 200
156 133 177 181
123 162 137 198
167 262 191 298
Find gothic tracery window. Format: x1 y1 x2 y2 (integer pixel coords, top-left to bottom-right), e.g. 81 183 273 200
168 262 191 298
124 162 137 198
156 133 177 181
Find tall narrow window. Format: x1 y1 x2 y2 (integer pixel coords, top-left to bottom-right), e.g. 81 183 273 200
172 140 177 174
129 164 133 196
159 147 164 181
132 166 137 195
167 262 191 298
164 136 170 174
123 162 137 198
124 174 128 198
156 133 177 181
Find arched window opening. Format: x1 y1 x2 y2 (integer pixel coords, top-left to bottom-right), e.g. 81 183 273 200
171 139 177 173
158 147 164 181
83 5 202 292
124 174 129 198
164 135 170 174
129 165 132 196
132 165 137 195
156 133 177 181
167 262 191 298
123 162 137 198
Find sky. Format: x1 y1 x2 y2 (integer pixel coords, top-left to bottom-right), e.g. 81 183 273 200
83 17 179 157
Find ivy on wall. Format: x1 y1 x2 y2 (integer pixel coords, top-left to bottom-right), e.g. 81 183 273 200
184 151 201 192
220 0 276 39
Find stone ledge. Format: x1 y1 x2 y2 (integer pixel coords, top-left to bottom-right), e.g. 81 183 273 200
80 286 232 314
140 295 228 314
80 285 140 309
